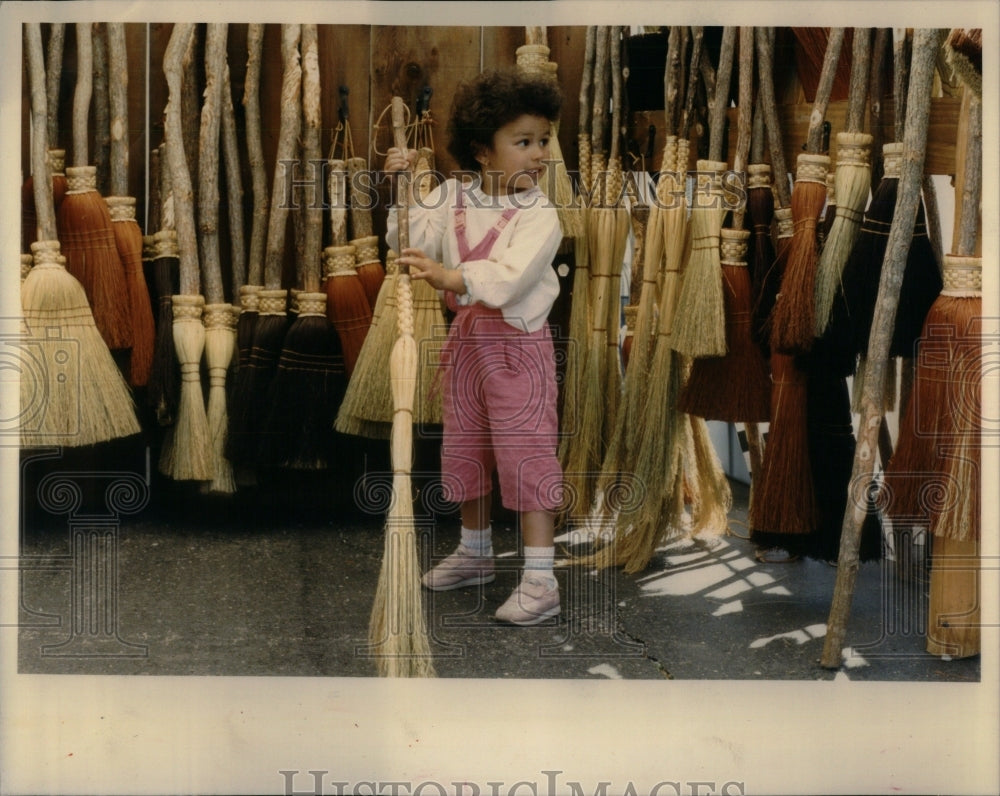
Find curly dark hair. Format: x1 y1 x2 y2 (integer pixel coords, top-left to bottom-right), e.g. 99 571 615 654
446 69 563 172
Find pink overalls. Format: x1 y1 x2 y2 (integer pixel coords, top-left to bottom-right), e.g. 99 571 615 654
439 193 563 513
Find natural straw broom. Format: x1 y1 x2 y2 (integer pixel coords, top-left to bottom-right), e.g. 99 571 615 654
196 23 237 493
105 23 155 389
368 96 435 678
20 23 140 449
814 29 874 336
821 29 946 668
769 28 843 355
57 23 132 354
158 22 212 483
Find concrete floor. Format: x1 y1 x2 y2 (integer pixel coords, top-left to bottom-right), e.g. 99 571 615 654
14 438 980 683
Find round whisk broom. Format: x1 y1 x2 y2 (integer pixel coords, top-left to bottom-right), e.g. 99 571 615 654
368 96 435 678
20 23 140 449
105 23 155 389
158 22 212 483
57 22 133 355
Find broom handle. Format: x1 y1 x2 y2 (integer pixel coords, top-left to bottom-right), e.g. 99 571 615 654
163 23 200 295
263 24 302 290
71 23 92 168
525 26 546 47
708 27 737 164
679 27 703 141
609 27 623 166
221 61 247 296
301 23 323 293
821 28 945 670
591 26 610 159
244 24 267 287
731 28 754 229
755 27 790 208
93 24 110 193
955 90 982 257
391 97 411 259
26 24 56 242
45 23 65 149
198 23 227 306
578 27 596 136
106 23 129 197
806 28 845 154
845 29 872 134
892 29 910 142
663 27 684 138
867 29 891 184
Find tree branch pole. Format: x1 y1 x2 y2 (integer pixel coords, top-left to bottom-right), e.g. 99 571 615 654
821 28 946 669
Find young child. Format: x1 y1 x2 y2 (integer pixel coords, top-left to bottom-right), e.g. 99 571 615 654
384 69 564 626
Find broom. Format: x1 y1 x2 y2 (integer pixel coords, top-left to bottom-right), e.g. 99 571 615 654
20 23 140 449
259 23 347 471
557 25 596 472
148 228 180 426
368 96 435 678
226 24 300 466
821 28 946 668
158 22 212 483
814 29 874 336
195 23 237 492
671 26 737 360
105 23 155 389
768 28 843 355
681 27 770 424
56 22 132 354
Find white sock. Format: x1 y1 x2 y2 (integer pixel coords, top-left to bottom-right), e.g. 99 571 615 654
522 545 556 585
460 525 493 557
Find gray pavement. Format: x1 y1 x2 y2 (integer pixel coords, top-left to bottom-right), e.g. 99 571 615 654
15 440 980 683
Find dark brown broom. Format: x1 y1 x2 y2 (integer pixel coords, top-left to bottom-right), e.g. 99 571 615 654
258 23 347 471
148 227 181 426
324 245 373 377
105 23 155 389
822 28 946 668
56 22 133 354
768 28 843 355
20 23 140 449
368 96 435 678
226 24 301 466
158 22 213 483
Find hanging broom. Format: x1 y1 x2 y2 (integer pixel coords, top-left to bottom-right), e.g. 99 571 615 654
20 23 140 449
158 22 212 483
57 22 132 355
194 23 237 493
226 24 301 466
148 228 180 426
557 25 596 472
681 27 770 424
324 244 373 377
814 29 874 337
368 96 435 678
768 28 843 355
259 23 347 471
821 28 946 669
105 23 155 389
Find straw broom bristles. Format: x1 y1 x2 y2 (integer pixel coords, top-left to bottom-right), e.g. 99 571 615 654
148 229 180 425
351 235 386 311
324 244 372 377
769 153 830 355
202 302 237 492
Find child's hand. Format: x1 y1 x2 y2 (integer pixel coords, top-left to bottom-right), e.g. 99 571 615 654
398 248 466 294
384 147 418 174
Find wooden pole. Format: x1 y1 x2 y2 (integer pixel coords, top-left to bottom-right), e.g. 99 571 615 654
821 28 945 669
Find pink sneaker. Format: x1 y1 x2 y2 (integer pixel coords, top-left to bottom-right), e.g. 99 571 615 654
421 545 495 591
495 576 560 626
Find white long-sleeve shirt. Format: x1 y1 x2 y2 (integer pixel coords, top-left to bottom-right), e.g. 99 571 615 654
386 178 562 333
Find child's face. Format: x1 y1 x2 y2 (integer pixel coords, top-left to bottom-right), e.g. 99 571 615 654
476 114 552 195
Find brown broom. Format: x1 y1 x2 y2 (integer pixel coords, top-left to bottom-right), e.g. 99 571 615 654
821 29 946 668
20 23 140 449
226 24 300 466
105 23 155 389
148 228 180 426
195 23 237 493
671 26 736 360
768 28 843 355
323 245 372 377
814 29 874 337
57 22 132 354
158 22 213 483
368 96 435 678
